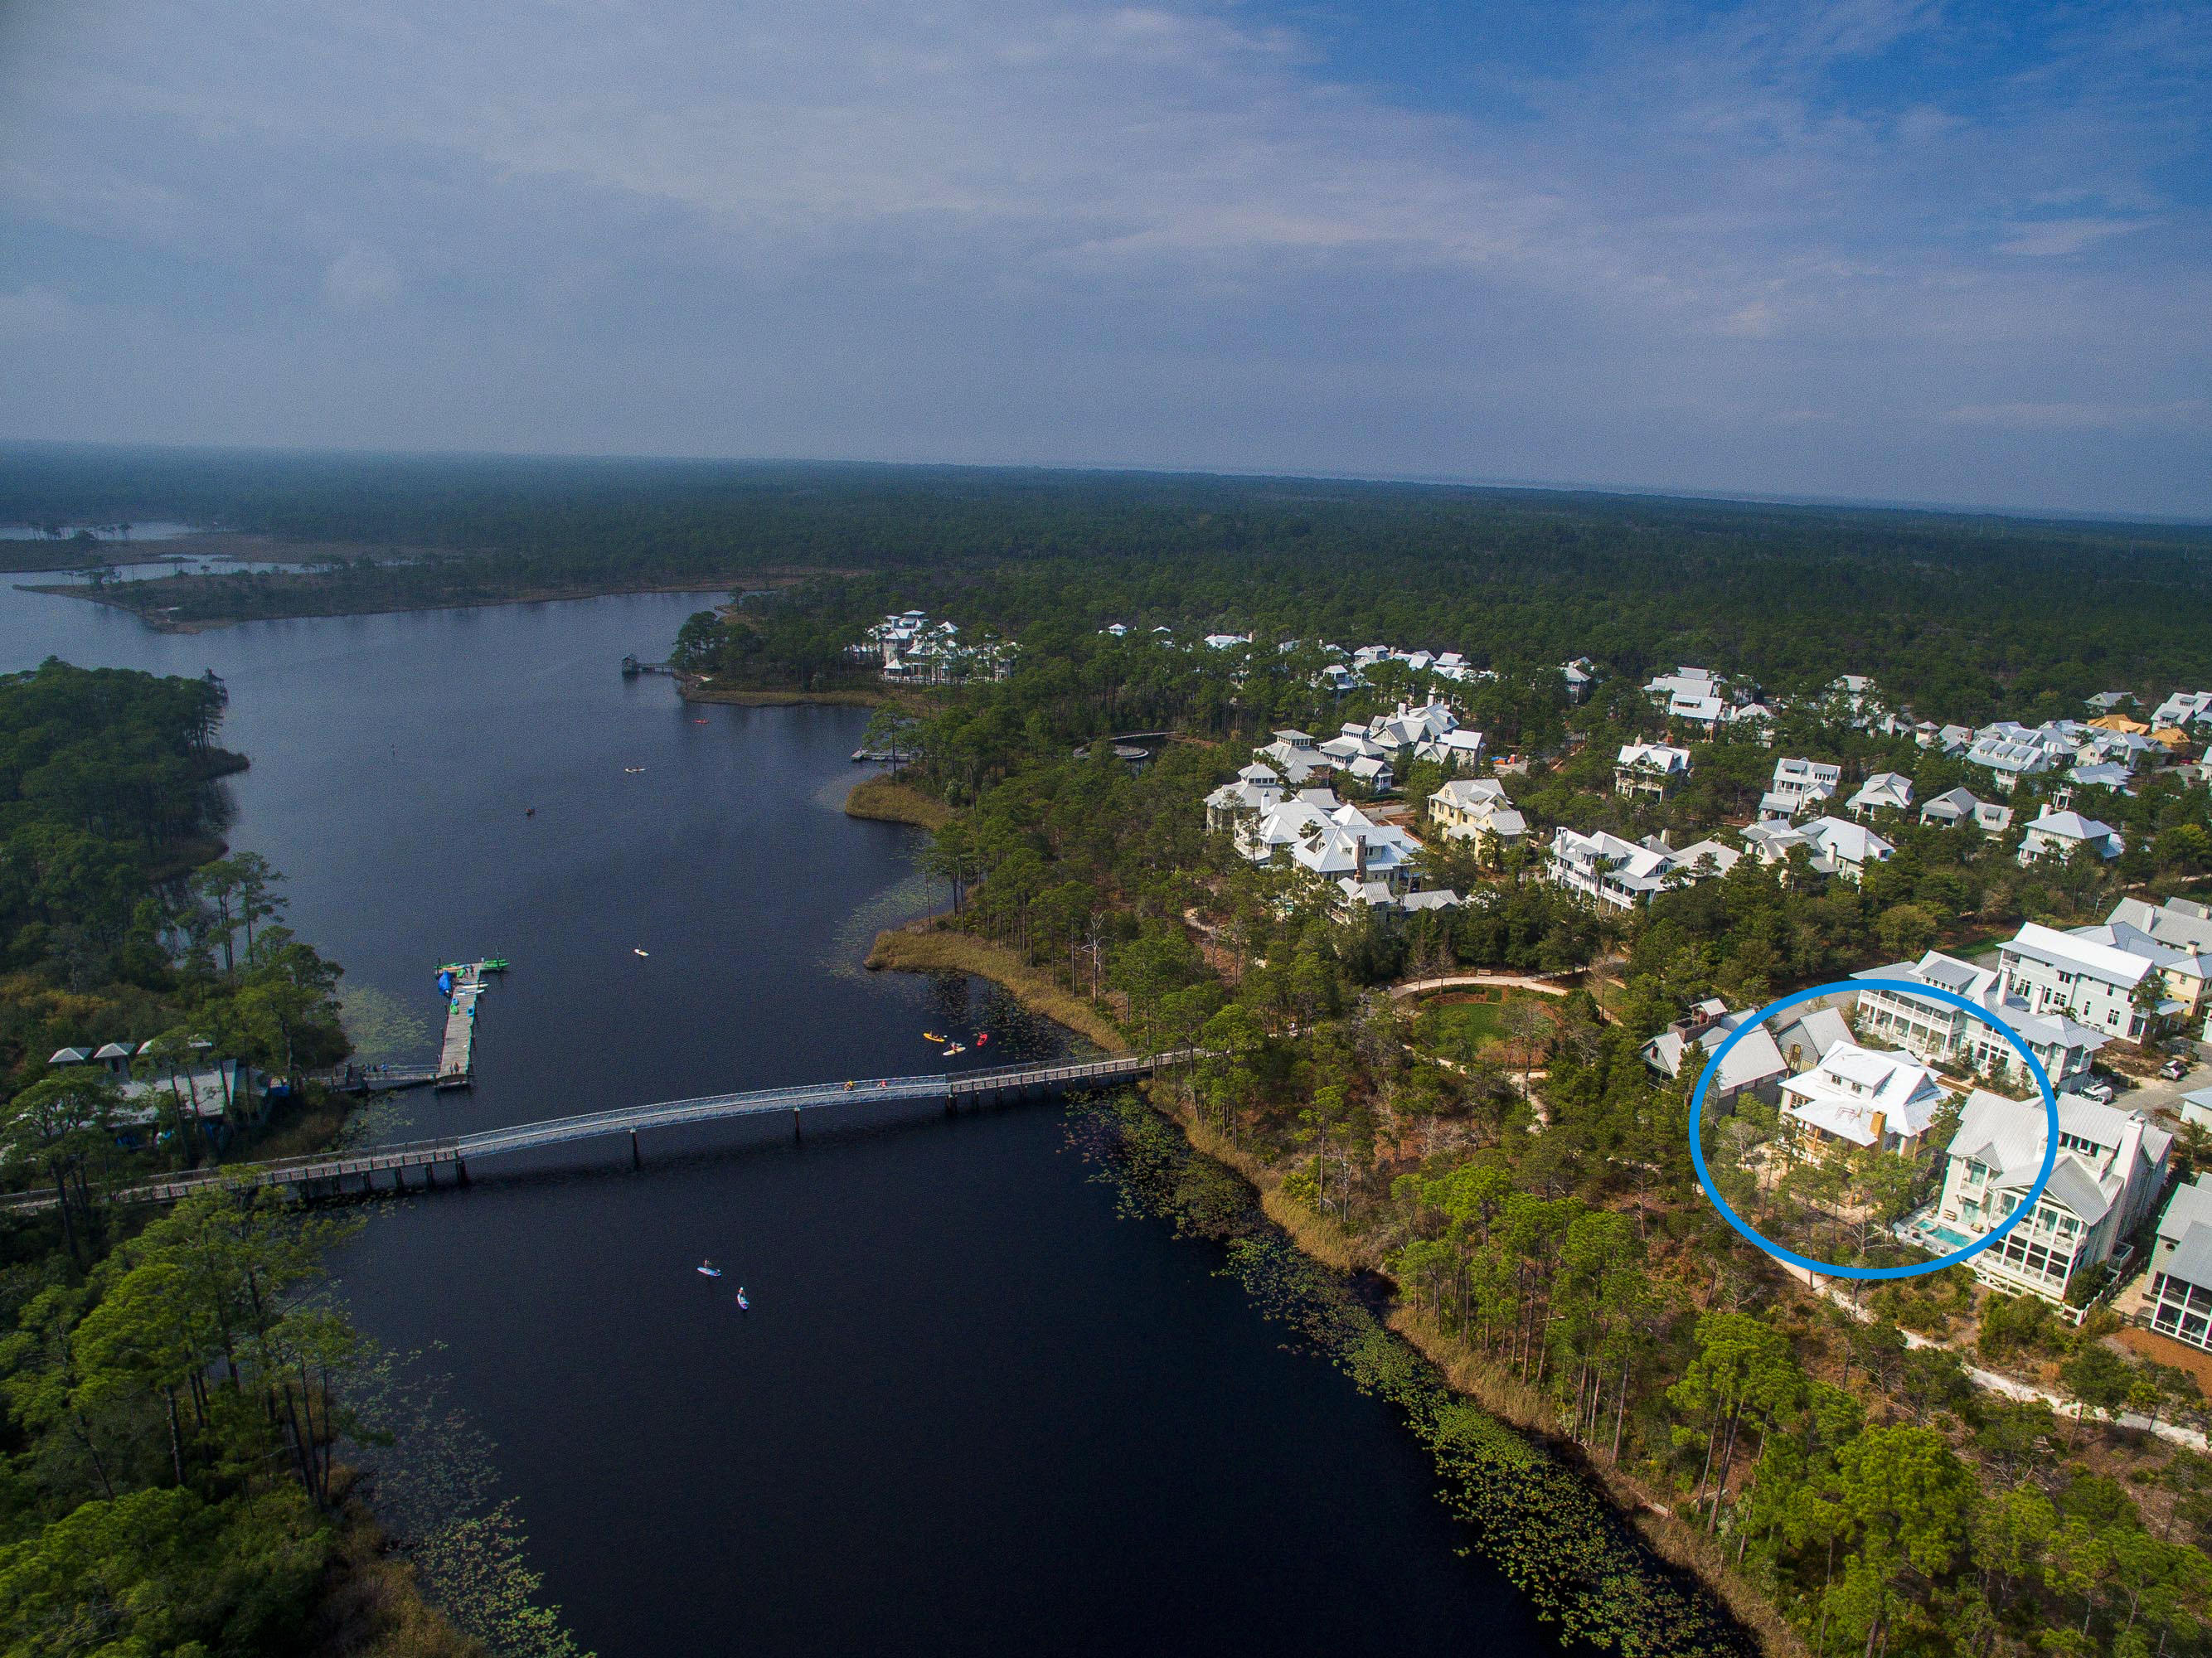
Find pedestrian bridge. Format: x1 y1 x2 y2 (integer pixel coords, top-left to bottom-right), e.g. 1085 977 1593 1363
90 1050 1192 1208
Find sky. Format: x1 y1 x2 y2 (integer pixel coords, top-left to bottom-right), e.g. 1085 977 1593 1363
1 0 2207 517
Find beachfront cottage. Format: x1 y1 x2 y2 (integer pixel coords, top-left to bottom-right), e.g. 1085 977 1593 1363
2145 1179 2212 1351
1778 1042 1948 1158
1851 953 2104 1093
1931 1090 2172 1307
1614 742 1691 798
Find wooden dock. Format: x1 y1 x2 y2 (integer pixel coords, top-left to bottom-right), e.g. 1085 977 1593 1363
434 960 502 1089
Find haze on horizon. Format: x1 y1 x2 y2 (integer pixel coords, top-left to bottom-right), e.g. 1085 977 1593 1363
1 0 2206 520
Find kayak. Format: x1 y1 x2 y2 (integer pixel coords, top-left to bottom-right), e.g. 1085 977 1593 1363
697 1264 722 1277
735 1290 749 1311
922 1030 945 1043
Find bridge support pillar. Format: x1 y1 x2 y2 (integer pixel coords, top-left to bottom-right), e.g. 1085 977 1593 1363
793 1107 802 1145
455 1159 469 1187
630 1129 641 1171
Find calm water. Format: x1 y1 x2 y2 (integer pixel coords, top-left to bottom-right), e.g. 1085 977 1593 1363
2 583 1559 1656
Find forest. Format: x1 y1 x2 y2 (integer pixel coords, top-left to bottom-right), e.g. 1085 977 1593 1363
9 444 2212 718
0 660 570 1656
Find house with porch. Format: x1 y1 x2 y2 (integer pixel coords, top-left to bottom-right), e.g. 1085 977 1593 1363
1778 1042 1948 1158
1760 758 1840 821
1615 742 1691 798
1850 953 2104 1093
2017 808 2123 866
1932 1089 2171 1307
1427 778 1526 851
2145 1179 2212 1351
1998 922 2180 1040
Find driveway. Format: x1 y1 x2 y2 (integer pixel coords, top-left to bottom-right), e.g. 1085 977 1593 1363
2103 1038 2212 1123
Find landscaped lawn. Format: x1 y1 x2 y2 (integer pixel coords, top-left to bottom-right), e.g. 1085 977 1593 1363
1413 991 1547 1055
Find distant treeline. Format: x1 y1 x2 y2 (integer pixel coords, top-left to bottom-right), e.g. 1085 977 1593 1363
10 444 2212 711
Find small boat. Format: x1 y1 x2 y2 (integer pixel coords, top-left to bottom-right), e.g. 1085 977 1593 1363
976 1032 989 1045
943 1042 965 1056
922 1030 945 1043
735 1288 749 1311
633 948 650 957
525 807 536 817
697 1262 722 1277
623 766 647 774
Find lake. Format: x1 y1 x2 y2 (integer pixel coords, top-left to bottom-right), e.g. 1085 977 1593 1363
3 583 1567 1656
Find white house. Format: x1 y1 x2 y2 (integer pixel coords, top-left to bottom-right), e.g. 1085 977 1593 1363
1933 1089 2171 1306
1644 667 1732 730
1545 828 1737 911
1799 817 1894 884
1779 1041 1948 1157
1846 772 1914 819
1616 742 1692 798
1427 778 1526 850
1999 921 2180 1040
1966 725 2066 793
1761 758 1840 820
2146 1180 2212 1351
1919 786 2011 833
2151 691 2212 730
1850 953 2105 1092
1562 658 1596 702
2016 808 2123 866
1204 764 1287 831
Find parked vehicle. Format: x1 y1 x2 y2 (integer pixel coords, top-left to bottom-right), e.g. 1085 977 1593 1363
2160 1057 2190 1081
2080 1079 2117 1104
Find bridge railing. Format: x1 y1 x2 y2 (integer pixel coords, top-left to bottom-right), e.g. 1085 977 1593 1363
456 1074 955 1155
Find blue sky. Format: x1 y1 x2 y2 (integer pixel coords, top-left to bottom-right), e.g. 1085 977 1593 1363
1 0 2206 516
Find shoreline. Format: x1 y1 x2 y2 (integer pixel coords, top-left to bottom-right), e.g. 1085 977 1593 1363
1140 1087 1797 1658
22 576 746 633
843 776 954 829
687 681 892 708
865 924 1129 1054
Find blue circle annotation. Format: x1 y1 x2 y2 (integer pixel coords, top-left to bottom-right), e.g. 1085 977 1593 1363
1686 979 2059 1282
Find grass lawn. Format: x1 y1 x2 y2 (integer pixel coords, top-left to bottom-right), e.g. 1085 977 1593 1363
1413 990 1545 1054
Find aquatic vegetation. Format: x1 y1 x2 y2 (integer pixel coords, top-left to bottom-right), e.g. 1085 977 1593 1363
1071 1093 1751 1658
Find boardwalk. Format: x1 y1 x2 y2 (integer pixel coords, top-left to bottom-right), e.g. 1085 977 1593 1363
7 1050 1192 1213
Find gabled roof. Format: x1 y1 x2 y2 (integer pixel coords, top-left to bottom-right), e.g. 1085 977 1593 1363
2159 1178 2212 1247
2004 922 2156 989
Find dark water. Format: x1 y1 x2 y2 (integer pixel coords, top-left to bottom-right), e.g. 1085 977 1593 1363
2 584 1560 1656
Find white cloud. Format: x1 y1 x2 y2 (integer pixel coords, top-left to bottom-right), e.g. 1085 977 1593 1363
1943 400 2209 432
1996 217 2151 257
322 245 400 308
0 285 78 337
0 0 2202 513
